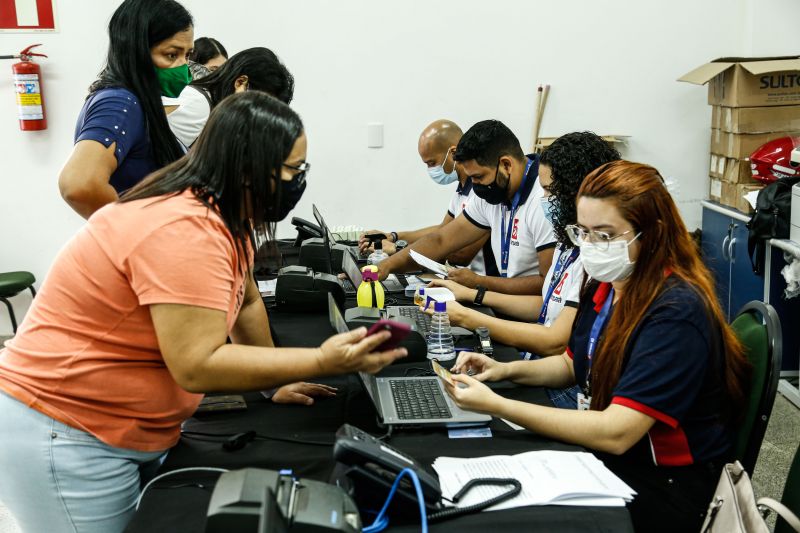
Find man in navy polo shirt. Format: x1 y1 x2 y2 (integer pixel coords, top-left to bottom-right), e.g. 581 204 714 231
377 120 556 296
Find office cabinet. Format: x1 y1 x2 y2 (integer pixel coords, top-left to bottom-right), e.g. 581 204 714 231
701 202 764 321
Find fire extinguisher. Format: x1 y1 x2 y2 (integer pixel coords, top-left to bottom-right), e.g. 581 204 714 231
1 44 48 131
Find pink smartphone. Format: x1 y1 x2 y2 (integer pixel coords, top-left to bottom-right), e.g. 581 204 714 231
366 319 411 351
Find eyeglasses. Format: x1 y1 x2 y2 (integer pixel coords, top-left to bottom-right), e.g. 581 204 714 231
565 224 640 251
283 162 311 183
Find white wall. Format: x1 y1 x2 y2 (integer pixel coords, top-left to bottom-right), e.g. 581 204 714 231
1 0 798 334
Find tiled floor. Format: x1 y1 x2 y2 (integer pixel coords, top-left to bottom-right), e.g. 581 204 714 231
0 331 797 531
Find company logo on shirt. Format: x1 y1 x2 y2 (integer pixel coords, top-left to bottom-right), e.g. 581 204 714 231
554 272 569 296
511 217 520 246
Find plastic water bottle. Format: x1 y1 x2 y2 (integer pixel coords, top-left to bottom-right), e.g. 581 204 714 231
426 301 456 361
413 287 426 306
367 238 389 266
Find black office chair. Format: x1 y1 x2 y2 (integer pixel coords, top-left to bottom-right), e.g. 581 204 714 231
731 300 782 474
0 271 36 334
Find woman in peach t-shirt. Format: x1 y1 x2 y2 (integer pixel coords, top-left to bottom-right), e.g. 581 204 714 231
0 92 406 533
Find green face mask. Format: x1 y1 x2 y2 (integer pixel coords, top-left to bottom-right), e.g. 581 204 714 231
155 64 191 98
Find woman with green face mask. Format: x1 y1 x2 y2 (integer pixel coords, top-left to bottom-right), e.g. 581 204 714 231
58 0 195 219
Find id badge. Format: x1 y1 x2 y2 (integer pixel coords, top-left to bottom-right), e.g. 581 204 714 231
577 392 592 411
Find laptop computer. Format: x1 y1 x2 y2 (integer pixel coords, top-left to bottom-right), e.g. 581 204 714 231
311 204 363 262
384 301 496 338
340 246 417 295
328 294 491 428
314 204 416 295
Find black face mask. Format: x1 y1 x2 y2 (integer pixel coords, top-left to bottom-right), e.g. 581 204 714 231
266 174 307 221
472 162 509 205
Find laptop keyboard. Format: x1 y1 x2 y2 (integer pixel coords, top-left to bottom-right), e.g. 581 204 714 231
395 307 432 333
341 279 356 293
389 379 452 419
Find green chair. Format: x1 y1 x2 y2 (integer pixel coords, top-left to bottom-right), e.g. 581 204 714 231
0 271 36 334
774 442 800 533
731 300 782 475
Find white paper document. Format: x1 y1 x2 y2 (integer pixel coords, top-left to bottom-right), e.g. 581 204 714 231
409 250 450 278
257 279 277 297
432 450 635 511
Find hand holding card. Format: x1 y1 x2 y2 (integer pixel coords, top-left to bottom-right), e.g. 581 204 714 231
431 358 454 385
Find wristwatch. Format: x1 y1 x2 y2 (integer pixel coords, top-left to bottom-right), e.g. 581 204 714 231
390 231 399 243
395 239 408 251
473 285 487 306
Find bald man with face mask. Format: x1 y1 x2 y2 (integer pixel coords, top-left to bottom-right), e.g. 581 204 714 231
358 119 495 275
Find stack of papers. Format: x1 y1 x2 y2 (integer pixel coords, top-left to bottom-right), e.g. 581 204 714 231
432 450 636 510
257 279 277 297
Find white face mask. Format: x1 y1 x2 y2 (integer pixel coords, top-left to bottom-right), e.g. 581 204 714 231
427 148 459 185
580 233 641 282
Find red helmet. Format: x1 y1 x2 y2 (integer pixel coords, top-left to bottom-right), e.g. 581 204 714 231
750 136 800 184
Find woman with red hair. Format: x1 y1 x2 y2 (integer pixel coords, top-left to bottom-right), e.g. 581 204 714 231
445 160 751 532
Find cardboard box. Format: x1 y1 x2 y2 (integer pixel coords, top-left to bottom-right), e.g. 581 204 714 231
712 105 800 133
720 181 739 208
710 155 754 184
723 158 756 184
679 56 800 107
736 184 763 214
709 177 723 202
710 129 799 159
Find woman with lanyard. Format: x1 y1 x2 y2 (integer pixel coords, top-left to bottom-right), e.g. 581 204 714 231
428 132 620 408
442 160 751 532
164 47 294 149
59 0 194 219
0 92 407 533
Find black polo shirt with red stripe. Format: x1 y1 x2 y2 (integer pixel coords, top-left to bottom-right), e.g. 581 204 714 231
567 277 734 467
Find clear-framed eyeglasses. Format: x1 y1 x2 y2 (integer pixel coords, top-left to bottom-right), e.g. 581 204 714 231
565 224 641 251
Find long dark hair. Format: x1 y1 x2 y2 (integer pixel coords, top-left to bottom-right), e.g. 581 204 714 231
540 132 620 244
89 0 192 167
121 92 304 262
191 47 294 107
578 161 751 416
190 37 228 65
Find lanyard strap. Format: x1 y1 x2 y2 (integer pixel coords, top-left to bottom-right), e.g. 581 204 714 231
499 157 535 277
584 286 614 395
537 247 580 324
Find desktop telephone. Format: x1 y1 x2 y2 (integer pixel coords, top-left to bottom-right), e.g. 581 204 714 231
332 424 442 512
275 266 345 312
331 424 521 526
291 217 323 246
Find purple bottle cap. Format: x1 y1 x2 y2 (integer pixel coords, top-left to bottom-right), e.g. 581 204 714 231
361 269 379 282
434 301 447 313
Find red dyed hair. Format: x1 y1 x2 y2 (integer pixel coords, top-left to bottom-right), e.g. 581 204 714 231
577 161 751 416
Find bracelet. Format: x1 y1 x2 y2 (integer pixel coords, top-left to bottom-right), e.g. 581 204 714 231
473 285 487 306
390 231 399 243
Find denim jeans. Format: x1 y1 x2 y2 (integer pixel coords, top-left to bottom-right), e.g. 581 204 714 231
521 352 580 409
0 392 166 533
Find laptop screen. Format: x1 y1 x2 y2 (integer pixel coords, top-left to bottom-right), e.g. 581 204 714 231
312 204 338 248
326 294 381 408
341 250 362 289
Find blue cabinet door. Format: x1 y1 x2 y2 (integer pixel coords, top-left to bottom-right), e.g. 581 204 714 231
702 207 733 319
729 221 765 319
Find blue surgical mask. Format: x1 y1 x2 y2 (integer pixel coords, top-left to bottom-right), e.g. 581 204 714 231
540 196 555 225
427 148 459 185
